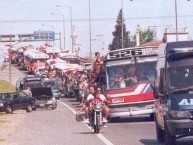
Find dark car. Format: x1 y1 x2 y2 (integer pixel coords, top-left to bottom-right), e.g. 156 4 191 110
31 87 57 110
0 91 36 113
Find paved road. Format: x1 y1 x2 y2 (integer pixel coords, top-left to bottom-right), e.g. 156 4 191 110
3 64 193 145
62 97 193 145
4 101 108 145
2 98 193 145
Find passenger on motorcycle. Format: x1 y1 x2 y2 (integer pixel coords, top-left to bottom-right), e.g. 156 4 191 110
78 86 110 124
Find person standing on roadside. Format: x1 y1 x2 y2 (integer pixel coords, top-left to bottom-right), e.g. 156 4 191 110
22 87 32 97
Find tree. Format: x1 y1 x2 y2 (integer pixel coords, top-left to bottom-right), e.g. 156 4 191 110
108 9 131 51
132 28 156 45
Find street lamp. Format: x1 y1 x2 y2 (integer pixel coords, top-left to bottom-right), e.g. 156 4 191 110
174 0 190 41
56 5 73 53
51 13 65 49
89 0 92 58
121 0 133 49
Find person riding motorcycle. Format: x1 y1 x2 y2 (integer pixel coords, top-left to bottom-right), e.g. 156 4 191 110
78 86 110 124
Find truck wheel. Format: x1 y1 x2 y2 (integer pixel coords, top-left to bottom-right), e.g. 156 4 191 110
26 104 32 112
6 105 13 114
155 117 165 142
165 125 176 145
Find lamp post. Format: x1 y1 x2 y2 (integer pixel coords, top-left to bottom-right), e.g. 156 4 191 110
121 0 133 49
89 0 92 58
56 5 73 53
121 0 124 49
51 13 65 49
174 0 190 42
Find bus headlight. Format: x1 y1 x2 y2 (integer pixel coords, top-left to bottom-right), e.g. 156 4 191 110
170 111 192 119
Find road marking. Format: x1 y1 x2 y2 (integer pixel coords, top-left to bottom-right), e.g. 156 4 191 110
58 100 114 145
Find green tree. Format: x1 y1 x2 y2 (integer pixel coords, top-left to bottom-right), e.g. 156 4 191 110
108 9 131 51
132 28 156 45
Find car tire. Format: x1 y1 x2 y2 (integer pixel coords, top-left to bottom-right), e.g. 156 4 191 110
26 104 32 112
6 105 13 114
165 125 176 145
155 117 165 142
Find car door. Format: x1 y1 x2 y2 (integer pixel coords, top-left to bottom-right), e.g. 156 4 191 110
11 92 22 109
18 92 29 108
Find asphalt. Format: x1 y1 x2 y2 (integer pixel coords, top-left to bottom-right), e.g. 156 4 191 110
3 101 106 145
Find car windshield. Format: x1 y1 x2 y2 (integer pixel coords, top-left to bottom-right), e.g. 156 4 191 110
106 61 156 90
168 65 193 93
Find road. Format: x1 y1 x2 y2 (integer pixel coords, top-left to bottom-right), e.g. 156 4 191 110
2 64 193 145
2 97 193 145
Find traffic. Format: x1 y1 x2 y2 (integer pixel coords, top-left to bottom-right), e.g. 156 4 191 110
1 40 193 145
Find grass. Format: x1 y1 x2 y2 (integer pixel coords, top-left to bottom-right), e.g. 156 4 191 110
0 139 5 142
0 80 15 93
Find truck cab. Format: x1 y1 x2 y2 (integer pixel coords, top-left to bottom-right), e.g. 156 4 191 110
154 41 193 145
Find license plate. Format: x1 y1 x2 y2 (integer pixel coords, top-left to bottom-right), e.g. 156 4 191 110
112 98 124 103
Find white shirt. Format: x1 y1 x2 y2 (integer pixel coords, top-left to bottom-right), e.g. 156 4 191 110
86 94 106 101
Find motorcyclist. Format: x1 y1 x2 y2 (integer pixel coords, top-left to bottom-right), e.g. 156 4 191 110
78 86 110 124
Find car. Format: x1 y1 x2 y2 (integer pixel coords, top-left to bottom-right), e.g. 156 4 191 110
31 87 57 110
0 91 36 113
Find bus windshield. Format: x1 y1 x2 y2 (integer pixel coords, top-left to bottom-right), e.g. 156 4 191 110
106 61 156 90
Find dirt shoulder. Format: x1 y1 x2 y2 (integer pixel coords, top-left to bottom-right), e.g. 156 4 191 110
0 111 26 144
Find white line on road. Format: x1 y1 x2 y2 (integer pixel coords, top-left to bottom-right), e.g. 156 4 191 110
59 100 114 145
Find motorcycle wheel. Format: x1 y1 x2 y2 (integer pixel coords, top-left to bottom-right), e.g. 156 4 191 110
94 115 100 134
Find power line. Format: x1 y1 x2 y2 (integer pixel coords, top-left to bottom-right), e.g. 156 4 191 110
0 15 193 23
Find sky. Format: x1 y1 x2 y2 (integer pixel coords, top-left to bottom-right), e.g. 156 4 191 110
0 0 193 57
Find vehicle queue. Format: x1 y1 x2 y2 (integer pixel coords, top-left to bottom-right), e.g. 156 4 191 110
3 41 193 144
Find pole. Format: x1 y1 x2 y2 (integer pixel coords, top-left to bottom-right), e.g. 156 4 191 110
70 7 73 53
62 15 65 50
89 0 92 58
59 32 62 51
175 0 178 41
121 0 124 49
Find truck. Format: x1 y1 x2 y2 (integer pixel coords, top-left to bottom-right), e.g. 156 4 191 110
154 41 193 145
104 46 158 120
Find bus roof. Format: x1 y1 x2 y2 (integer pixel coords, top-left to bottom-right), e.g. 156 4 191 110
26 51 49 59
105 46 158 61
45 47 61 54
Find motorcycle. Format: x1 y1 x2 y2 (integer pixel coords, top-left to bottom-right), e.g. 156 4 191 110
76 98 106 134
89 101 104 134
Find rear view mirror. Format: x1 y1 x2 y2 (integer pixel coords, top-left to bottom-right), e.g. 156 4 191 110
153 87 164 99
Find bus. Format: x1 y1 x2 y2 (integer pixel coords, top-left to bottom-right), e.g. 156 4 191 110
25 50 49 74
17 45 34 67
104 46 158 119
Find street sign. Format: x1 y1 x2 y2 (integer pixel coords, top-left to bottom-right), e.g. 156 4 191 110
18 34 33 42
34 31 55 41
0 35 16 42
